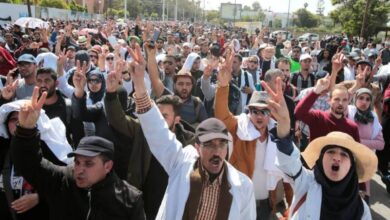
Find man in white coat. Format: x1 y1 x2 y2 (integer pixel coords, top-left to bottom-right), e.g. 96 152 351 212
117 45 256 220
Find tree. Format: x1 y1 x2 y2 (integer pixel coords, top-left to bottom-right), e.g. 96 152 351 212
293 8 320 28
39 0 69 9
206 10 220 22
330 0 390 40
273 18 282 28
252 1 261 11
243 5 251 11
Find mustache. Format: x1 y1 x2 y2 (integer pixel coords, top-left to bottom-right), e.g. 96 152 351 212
209 156 222 162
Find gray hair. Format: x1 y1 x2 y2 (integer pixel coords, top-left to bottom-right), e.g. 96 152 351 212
264 69 284 82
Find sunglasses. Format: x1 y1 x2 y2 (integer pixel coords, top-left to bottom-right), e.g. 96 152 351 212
106 57 114 61
250 108 270 116
89 55 98 59
87 78 102 84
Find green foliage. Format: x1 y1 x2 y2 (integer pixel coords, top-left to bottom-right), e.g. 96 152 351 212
206 10 220 22
330 0 390 39
252 1 261 11
69 0 86 12
273 18 282 28
39 0 69 9
293 8 320 28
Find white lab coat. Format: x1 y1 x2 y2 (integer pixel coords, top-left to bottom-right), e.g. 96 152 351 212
276 146 372 220
138 105 256 220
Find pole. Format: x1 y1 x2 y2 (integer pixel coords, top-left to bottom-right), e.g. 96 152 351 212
233 0 236 27
162 0 165 21
203 0 205 23
124 0 127 20
287 0 291 28
175 0 178 21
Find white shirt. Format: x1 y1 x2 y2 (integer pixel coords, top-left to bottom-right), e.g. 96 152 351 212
252 139 269 200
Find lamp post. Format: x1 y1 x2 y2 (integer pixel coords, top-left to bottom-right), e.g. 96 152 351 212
124 0 127 20
287 0 291 28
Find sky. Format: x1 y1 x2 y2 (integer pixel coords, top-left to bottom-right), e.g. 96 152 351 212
203 0 336 15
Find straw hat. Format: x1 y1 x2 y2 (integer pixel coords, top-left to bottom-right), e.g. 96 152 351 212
302 131 377 183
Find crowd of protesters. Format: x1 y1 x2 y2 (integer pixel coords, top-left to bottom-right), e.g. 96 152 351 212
0 15 389 220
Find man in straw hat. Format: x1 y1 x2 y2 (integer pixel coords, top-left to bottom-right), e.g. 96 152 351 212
261 77 376 219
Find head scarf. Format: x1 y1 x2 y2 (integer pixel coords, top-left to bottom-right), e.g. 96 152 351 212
0 46 16 76
313 145 364 220
353 88 374 124
87 70 106 104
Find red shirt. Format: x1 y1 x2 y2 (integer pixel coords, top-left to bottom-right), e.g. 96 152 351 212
295 91 360 142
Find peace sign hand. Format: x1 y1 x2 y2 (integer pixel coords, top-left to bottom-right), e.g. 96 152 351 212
217 51 234 87
18 87 47 129
331 52 345 74
261 77 290 138
128 43 146 86
1 71 19 101
203 58 219 79
73 60 88 98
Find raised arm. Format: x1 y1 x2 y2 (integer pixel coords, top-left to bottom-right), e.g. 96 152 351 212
129 43 191 175
11 87 70 196
144 41 165 98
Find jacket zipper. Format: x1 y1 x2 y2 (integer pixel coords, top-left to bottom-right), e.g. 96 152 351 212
86 189 91 220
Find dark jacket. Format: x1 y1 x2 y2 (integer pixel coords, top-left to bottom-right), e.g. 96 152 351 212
71 91 132 179
104 91 195 219
43 90 84 147
10 126 145 220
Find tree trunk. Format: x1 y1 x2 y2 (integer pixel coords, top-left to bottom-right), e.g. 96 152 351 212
360 0 372 40
27 0 32 17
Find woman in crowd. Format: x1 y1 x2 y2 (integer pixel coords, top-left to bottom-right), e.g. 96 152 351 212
348 88 384 203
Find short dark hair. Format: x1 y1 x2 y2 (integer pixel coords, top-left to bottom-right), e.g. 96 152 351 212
36 67 57 81
156 95 183 116
275 57 291 68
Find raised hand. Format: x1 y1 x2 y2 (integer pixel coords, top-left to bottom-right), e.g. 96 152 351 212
217 51 234 87
1 71 19 100
331 51 345 74
314 74 330 95
203 58 219 79
261 77 290 137
128 43 146 92
57 48 66 77
144 41 157 58
72 60 87 98
18 87 47 129
356 66 369 87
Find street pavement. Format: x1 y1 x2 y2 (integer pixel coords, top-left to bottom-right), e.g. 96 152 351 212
370 174 390 220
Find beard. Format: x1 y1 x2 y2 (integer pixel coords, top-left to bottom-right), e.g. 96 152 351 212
174 89 190 100
331 105 345 116
39 87 56 98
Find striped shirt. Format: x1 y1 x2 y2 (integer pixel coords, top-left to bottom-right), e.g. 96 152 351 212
196 165 225 220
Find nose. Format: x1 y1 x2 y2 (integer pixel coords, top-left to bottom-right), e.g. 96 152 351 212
332 153 341 162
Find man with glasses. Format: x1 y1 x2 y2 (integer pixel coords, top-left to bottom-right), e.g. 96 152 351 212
161 55 177 92
246 56 261 87
131 55 256 219
215 65 288 219
291 53 316 94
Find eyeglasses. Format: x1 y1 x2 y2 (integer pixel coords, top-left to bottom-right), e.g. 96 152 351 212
250 108 270 116
106 57 114 61
201 141 228 150
87 78 102 84
89 55 98 59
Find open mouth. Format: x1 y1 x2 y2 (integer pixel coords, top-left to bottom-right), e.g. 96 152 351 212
210 158 221 165
331 165 340 172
